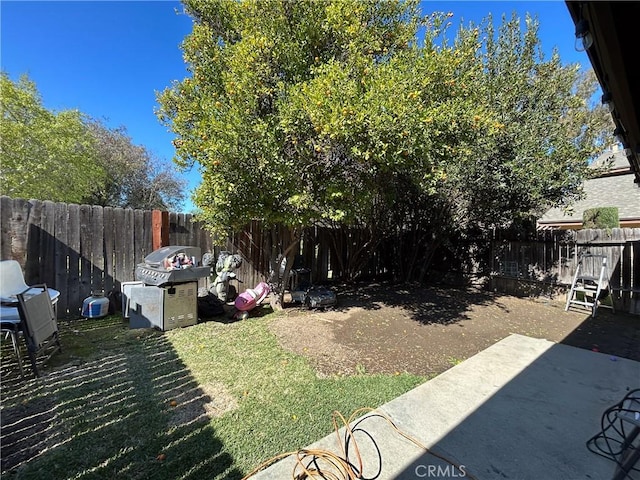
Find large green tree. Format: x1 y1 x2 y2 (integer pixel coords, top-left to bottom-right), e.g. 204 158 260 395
383 14 612 281
453 15 608 228
1 73 103 203
158 1 610 291
84 119 186 211
1 73 186 210
159 0 427 302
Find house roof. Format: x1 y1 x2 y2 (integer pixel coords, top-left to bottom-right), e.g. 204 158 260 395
538 149 640 228
590 148 632 172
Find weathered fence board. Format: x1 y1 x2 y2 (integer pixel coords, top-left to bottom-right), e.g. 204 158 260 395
54 202 69 315
42 201 57 288
79 204 92 298
92 205 105 294
132 208 146 276
142 209 153 268
113 208 126 285
103 207 115 295
67 203 81 312
7 199 29 266
123 208 135 282
0 197 11 260
24 199 42 283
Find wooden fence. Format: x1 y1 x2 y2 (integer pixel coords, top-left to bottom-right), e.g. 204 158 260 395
491 228 640 314
0 197 357 316
8 196 637 316
0 197 216 315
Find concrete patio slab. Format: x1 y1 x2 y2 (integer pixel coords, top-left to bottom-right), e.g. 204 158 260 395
251 334 640 480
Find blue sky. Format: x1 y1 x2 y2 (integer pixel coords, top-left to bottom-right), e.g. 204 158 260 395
1 1 591 213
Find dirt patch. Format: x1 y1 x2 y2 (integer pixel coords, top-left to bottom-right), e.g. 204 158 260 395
168 381 238 428
201 381 238 418
270 309 362 377
270 283 640 377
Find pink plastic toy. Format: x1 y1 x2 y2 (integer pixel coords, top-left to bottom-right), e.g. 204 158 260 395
234 282 270 320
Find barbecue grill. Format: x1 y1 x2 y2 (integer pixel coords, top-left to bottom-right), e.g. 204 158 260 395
135 246 211 286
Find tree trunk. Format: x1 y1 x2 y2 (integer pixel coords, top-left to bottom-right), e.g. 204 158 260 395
418 239 441 284
266 225 301 310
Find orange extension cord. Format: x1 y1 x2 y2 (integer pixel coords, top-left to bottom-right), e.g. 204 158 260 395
241 407 478 480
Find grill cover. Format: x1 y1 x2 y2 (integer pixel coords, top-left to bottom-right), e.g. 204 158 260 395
135 246 211 286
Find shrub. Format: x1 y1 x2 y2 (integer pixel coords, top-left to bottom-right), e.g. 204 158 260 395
582 207 619 229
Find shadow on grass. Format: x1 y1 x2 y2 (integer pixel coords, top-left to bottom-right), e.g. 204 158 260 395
0 316 242 480
288 281 503 326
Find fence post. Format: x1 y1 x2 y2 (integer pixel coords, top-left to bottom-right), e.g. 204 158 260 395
152 210 169 250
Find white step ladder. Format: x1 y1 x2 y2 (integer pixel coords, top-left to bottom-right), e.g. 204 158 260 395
565 253 614 318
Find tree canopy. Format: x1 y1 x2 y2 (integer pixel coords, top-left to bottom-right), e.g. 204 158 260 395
157 0 611 285
1 72 186 210
84 119 186 211
1 73 103 203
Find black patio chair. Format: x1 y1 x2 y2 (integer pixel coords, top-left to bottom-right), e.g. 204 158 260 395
17 285 62 377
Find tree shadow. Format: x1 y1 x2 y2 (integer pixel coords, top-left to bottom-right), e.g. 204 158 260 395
559 308 640 362
0 316 242 479
295 281 505 326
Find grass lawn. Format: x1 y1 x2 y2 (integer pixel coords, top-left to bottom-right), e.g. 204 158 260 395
1 312 426 479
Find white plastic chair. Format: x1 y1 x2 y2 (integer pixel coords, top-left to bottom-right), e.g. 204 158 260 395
0 260 60 312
